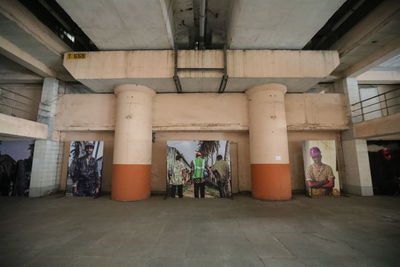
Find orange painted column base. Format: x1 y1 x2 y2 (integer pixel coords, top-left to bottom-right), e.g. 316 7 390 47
112 164 151 201
251 164 292 200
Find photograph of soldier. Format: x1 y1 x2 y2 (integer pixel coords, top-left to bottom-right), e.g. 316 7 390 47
303 140 340 197
66 141 104 197
166 140 232 198
211 155 231 198
0 140 34 196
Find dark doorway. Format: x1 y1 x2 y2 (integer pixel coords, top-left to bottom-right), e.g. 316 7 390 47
367 140 400 195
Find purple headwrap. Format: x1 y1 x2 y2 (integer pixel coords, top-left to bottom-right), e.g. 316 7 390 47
309 147 321 157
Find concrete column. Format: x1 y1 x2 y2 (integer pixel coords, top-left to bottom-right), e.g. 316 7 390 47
246 83 291 200
30 78 63 197
112 84 155 201
341 137 373 195
335 78 373 196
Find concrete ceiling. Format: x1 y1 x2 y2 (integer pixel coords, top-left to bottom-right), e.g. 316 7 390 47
1 0 399 95
228 0 346 49
56 0 345 50
56 0 175 50
0 0 73 80
172 0 230 48
373 54 400 71
0 13 66 74
331 1 400 77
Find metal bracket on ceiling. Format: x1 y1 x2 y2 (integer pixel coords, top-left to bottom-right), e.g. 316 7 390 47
218 46 229 94
173 49 183 93
172 48 229 94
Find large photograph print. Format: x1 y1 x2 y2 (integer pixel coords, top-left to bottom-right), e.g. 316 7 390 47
167 140 231 199
303 140 340 197
66 141 104 197
0 140 34 196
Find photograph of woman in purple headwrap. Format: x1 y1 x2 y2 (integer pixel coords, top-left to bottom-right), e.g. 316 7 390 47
303 141 340 197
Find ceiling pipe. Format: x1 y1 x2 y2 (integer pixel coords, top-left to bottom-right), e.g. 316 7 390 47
199 0 207 49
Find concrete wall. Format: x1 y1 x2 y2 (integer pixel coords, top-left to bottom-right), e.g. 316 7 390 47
55 93 348 132
57 130 343 193
54 92 347 194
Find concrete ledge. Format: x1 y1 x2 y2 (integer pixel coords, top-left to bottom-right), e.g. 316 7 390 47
354 113 400 139
0 113 48 139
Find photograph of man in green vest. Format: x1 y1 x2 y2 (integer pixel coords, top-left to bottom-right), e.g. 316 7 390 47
190 152 206 198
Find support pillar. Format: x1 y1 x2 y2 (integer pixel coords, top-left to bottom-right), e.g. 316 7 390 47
112 85 155 201
30 78 63 197
246 83 291 200
335 78 373 196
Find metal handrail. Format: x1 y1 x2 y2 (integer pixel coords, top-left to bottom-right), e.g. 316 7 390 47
352 103 400 118
351 94 400 112
351 87 400 107
351 87 400 122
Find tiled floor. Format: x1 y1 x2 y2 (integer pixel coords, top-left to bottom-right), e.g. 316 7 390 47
0 194 399 266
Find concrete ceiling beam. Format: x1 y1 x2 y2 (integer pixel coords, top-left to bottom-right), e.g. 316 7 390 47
0 36 57 78
63 49 339 93
56 0 175 50
344 38 400 77
0 55 43 84
160 0 175 49
226 0 345 49
357 70 400 84
0 113 48 140
0 0 70 55
332 0 400 76
0 0 71 79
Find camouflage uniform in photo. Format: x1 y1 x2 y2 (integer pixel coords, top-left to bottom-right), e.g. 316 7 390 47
72 156 100 196
212 160 230 198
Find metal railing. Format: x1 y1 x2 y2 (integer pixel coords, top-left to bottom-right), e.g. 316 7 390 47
351 87 400 122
